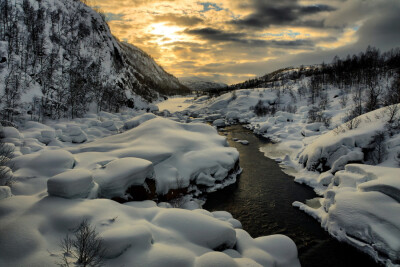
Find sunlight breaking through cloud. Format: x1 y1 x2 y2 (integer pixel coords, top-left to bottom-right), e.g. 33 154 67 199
90 0 400 84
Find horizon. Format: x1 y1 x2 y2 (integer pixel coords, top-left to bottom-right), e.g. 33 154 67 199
91 0 400 84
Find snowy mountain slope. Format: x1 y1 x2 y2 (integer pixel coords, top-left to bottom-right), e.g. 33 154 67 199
0 0 188 122
180 76 228 91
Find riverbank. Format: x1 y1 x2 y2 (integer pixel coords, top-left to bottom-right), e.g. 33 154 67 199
204 125 379 267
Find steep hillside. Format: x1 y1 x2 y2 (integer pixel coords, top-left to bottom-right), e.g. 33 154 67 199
0 0 188 122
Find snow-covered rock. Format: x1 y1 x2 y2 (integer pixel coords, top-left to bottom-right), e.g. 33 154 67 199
213 118 226 127
94 158 154 199
11 150 75 177
236 140 249 145
47 169 97 199
2 127 22 139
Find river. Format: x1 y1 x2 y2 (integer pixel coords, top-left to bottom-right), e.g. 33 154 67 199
203 125 379 267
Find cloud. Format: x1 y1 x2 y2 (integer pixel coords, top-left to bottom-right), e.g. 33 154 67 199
229 0 336 29
92 0 400 84
153 13 204 26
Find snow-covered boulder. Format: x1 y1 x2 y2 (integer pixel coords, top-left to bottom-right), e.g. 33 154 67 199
1 127 22 139
39 130 56 145
11 150 75 177
94 158 154 199
235 230 300 267
69 126 88 143
152 208 236 250
47 169 97 199
123 113 157 130
213 118 226 127
236 140 249 145
100 120 118 132
60 126 88 143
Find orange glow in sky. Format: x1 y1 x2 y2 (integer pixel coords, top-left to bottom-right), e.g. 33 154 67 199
90 0 398 84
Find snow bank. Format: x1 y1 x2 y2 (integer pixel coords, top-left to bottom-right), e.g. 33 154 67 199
180 87 400 265
298 106 394 172
296 164 400 265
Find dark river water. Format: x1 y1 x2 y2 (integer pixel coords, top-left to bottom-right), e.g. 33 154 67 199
204 125 379 267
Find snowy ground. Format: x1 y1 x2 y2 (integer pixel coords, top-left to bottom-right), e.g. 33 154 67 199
157 96 195 113
0 109 301 267
180 86 400 266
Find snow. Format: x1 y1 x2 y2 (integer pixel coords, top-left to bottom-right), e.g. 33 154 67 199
48 169 97 199
123 113 157 130
180 84 400 265
2 127 22 139
0 108 301 267
11 149 76 178
157 96 195 113
179 76 227 91
70 117 240 195
213 118 226 127
94 158 154 199
294 164 400 265
236 140 250 145
0 195 300 267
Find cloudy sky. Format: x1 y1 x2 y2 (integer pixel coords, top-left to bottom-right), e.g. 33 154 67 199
92 0 400 84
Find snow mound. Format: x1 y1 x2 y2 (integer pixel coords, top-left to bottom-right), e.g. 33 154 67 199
47 169 97 199
71 117 239 195
295 164 400 265
11 150 75 177
94 158 154 199
123 113 156 130
0 197 300 267
2 127 22 139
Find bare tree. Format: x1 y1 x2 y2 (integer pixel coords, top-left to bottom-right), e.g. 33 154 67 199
369 131 387 164
59 220 105 267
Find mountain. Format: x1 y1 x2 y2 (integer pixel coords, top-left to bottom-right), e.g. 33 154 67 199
228 46 400 90
180 76 227 91
0 0 188 122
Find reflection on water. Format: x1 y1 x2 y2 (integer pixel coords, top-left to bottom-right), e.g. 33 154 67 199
204 125 379 267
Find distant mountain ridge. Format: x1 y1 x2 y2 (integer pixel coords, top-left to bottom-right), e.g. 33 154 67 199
0 0 188 121
180 76 227 91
